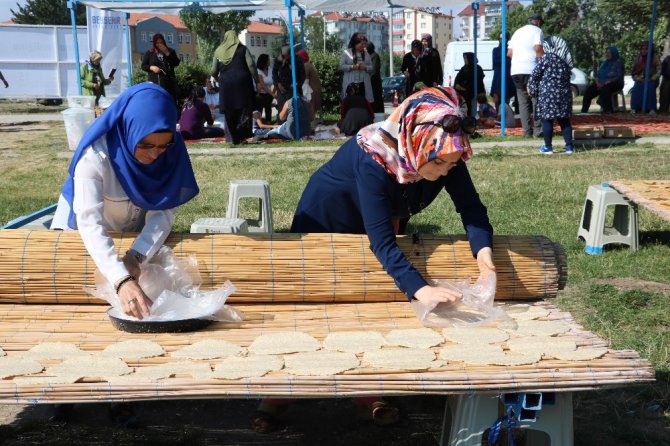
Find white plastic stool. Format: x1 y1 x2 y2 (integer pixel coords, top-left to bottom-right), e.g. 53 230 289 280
577 184 638 254
226 180 273 233
190 217 248 234
441 393 574 446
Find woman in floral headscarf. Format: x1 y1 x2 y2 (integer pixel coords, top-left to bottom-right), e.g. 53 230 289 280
253 87 496 434
293 86 495 302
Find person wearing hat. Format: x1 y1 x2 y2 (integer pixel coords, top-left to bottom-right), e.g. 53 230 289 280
401 40 422 99
507 13 544 138
80 50 114 105
416 33 443 88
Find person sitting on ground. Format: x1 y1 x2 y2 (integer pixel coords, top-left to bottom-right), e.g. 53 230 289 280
476 93 497 128
251 110 278 137
581 47 624 114
203 76 221 115
337 83 374 136
81 50 114 106
178 87 225 141
254 89 312 141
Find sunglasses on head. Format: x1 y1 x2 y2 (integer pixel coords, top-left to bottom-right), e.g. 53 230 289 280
415 115 477 135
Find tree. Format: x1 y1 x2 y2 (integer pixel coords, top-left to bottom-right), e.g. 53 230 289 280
11 0 85 25
179 4 254 64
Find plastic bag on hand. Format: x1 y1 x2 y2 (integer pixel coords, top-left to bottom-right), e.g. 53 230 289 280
410 274 516 329
84 246 242 323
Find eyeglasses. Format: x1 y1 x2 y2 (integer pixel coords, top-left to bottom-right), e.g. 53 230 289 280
415 115 477 135
135 141 175 151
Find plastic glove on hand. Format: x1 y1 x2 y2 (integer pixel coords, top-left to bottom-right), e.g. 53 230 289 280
413 284 462 307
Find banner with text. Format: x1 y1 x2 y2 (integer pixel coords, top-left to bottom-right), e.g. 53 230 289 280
86 6 124 95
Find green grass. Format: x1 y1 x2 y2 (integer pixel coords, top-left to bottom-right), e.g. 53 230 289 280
0 118 669 444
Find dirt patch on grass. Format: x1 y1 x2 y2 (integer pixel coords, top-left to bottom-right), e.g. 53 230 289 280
593 278 670 294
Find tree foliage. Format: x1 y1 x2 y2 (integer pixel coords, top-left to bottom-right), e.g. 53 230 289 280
179 4 254 64
302 16 344 53
489 0 669 76
309 51 342 114
11 0 85 25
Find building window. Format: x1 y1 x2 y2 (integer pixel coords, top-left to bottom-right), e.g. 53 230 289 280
405 12 411 19
250 36 255 46
186 54 191 62
179 53 184 61
406 23 411 29
141 31 146 42
421 14 425 19
421 23 426 29
186 33 191 44
166 33 173 44
148 32 154 42
178 32 183 43
263 38 267 47
406 33 411 39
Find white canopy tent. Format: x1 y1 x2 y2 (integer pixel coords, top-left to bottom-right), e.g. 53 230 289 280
69 0 493 138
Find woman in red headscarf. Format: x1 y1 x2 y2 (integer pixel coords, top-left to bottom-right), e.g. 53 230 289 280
141 33 181 103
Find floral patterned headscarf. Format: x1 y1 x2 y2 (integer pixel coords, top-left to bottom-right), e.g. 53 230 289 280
356 87 472 184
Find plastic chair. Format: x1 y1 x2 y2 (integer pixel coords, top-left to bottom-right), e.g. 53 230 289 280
190 217 248 234
611 90 627 112
225 180 273 233
577 184 638 254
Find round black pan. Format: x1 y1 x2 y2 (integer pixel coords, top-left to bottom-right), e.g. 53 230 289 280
107 308 213 333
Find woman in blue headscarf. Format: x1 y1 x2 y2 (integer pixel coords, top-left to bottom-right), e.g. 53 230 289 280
51 83 199 320
581 47 624 113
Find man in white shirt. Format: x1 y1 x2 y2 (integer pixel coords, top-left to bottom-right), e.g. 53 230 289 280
507 13 544 138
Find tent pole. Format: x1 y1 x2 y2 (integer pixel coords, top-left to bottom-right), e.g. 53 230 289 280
286 0 301 139
299 8 305 50
472 2 479 117
389 7 393 76
642 0 658 113
125 12 133 87
500 0 507 136
68 0 82 95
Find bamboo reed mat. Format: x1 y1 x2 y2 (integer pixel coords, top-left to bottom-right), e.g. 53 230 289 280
609 180 670 223
0 301 653 404
0 230 566 304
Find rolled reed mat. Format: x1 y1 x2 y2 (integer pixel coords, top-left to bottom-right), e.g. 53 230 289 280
0 230 567 304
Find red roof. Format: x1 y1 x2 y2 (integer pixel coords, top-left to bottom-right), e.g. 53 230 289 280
128 13 186 29
458 1 520 16
247 21 283 34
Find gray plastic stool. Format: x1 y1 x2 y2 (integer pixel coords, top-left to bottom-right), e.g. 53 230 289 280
226 180 273 233
190 217 248 234
611 90 627 112
577 184 638 254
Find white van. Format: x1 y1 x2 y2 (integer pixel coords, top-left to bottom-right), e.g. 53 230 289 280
442 40 498 95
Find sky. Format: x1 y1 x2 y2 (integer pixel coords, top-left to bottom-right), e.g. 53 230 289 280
0 0 23 22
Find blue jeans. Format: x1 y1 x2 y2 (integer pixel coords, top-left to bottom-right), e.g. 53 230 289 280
542 117 572 148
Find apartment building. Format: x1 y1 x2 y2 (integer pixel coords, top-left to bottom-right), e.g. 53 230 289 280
323 12 389 52
457 1 521 41
239 20 284 61
392 9 454 57
128 13 196 63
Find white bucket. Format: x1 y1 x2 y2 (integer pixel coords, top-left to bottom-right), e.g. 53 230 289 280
61 108 95 151
374 112 386 123
67 95 95 110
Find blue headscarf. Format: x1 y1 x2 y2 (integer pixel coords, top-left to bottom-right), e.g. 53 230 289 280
60 82 199 228
597 46 620 83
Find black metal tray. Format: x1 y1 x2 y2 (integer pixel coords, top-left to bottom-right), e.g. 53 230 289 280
107 308 213 333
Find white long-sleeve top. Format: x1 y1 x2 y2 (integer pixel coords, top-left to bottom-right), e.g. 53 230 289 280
340 49 374 103
51 140 175 286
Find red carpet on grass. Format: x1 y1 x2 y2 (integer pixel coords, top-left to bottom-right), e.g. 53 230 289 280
480 113 670 137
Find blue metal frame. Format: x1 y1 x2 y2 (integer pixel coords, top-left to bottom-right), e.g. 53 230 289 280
286 0 301 139
641 0 658 113
472 2 479 117
500 1 507 136
68 0 83 95
1 204 58 230
125 12 134 85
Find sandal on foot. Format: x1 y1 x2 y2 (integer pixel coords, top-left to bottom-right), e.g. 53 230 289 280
355 400 400 426
252 409 280 433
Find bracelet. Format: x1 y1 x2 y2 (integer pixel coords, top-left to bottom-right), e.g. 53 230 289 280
114 275 136 294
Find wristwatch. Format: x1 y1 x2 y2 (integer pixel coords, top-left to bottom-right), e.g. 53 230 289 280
126 249 145 264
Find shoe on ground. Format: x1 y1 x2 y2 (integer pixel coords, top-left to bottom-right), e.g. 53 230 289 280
539 145 553 154
564 144 574 154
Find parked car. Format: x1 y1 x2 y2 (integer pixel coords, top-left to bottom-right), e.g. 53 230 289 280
382 76 406 103
623 75 635 95
570 67 588 97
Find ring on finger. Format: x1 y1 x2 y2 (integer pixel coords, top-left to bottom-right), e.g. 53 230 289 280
129 298 138 305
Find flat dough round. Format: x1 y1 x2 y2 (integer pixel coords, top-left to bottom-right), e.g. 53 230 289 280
439 344 504 364
212 355 284 379
100 340 165 358
249 331 321 355
384 328 444 349
507 320 571 336
171 339 243 359
111 361 213 382
442 327 509 344
551 348 608 361
507 337 576 358
323 331 386 353
13 376 79 385
510 307 551 320
0 357 43 378
284 351 359 376
487 352 542 366
24 342 88 359
49 356 131 379
364 348 436 371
